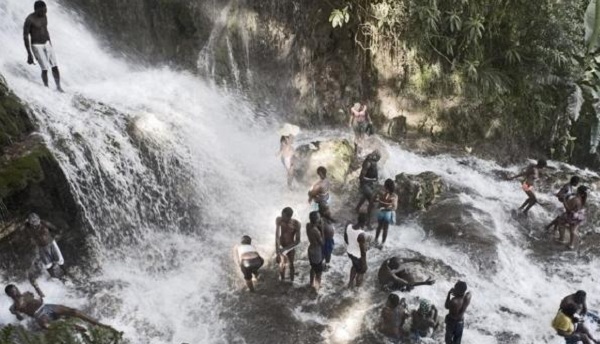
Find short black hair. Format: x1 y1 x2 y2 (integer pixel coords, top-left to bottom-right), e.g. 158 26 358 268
537 159 547 168
384 179 395 193
570 176 580 186
309 211 320 223
282 207 293 218
574 290 587 303
388 293 400 307
241 235 251 245
34 1 46 10
388 257 400 270
4 284 17 295
454 281 467 295
317 166 327 177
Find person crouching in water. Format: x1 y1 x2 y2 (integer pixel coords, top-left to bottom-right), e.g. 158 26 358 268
553 302 599 344
509 159 547 214
235 235 264 292
546 176 580 234
556 185 588 250
379 293 408 341
375 178 398 247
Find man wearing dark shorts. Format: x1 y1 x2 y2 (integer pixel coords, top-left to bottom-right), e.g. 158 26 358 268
345 213 368 288
275 207 301 282
235 235 264 292
306 211 324 292
356 151 380 227
24 1 63 92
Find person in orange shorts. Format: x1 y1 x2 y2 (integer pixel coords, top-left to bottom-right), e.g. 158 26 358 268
509 159 547 214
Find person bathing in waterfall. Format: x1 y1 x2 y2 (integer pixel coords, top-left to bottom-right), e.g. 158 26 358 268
555 185 588 249
546 176 580 234
306 211 324 292
320 219 335 271
375 178 398 247
444 281 472 344
356 150 381 228
275 207 301 282
308 166 336 223
411 299 440 341
349 102 371 153
509 159 547 214
553 302 600 344
345 212 368 288
379 293 408 341
277 135 295 189
235 235 264 292
5 284 117 333
378 257 435 292
24 1 63 92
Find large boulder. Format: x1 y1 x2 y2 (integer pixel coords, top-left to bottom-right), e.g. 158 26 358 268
420 196 499 272
395 171 444 212
293 139 355 187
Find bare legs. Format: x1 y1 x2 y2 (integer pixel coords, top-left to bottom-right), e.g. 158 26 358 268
375 220 389 246
519 190 537 213
348 266 364 288
41 67 63 92
278 252 295 281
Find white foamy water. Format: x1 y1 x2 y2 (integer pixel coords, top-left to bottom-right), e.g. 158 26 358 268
0 1 599 344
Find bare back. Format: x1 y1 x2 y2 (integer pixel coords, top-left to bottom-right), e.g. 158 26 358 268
12 292 43 317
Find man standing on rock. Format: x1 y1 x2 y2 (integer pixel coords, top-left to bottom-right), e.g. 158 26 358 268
444 280 471 344
308 166 335 223
356 150 380 227
345 213 368 288
24 213 65 298
509 159 547 214
275 207 301 282
24 1 63 92
375 178 398 247
349 102 371 153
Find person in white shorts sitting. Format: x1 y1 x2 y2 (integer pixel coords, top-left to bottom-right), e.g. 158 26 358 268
23 1 63 92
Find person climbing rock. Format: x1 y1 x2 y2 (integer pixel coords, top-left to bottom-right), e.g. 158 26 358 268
555 185 588 249
306 211 324 292
5 284 117 332
553 303 599 344
275 207 301 282
356 150 380 227
349 102 371 153
24 1 63 92
378 257 435 292
509 159 547 214
23 213 65 298
344 213 368 288
547 176 580 234
379 293 408 341
411 299 440 341
235 235 264 292
375 178 398 247
277 135 295 189
308 166 335 223
444 281 471 344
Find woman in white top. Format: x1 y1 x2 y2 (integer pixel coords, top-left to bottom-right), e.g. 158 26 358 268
235 235 264 292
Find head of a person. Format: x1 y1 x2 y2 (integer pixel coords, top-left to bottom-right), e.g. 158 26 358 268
536 159 547 168
353 102 361 111
241 235 251 245
570 176 580 186
4 284 19 298
309 211 320 224
282 207 293 220
387 257 400 270
577 185 589 205
384 179 395 193
317 166 327 179
357 212 368 227
574 290 587 303
454 281 467 296
27 213 41 227
562 302 578 317
418 299 431 316
34 1 46 15
370 150 381 162
387 293 400 308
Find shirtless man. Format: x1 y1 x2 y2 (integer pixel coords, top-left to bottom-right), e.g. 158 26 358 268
411 299 439 340
375 179 398 246
378 257 435 292
24 1 63 92
24 213 65 298
444 281 471 344
308 166 335 223
306 211 324 292
275 207 301 281
5 284 115 332
235 235 264 292
356 150 380 226
379 293 408 340
278 136 295 189
349 102 371 153
509 159 547 214
345 213 368 288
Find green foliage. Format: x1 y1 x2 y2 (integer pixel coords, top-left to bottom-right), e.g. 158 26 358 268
329 6 350 28
0 322 126 344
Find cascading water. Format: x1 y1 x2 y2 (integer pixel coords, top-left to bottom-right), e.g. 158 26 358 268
0 1 599 344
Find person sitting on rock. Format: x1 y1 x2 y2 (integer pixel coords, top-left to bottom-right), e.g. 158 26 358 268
378 256 435 292
5 284 117 332
355 150 380 227
308 166 335 223
509 159 547 214
235 235 264 292
410 299 440 341
375 178 398 247
555 185 588 249
379 293 408 341
546 176 580 233
23 213 65 298
349 102 371 153
552 302 599 344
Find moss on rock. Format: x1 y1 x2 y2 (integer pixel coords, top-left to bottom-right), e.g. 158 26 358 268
0 144 52 198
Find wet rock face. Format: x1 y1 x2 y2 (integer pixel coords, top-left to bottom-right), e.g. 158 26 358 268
395 171 444 212
420 196 499 272
293 139 354 187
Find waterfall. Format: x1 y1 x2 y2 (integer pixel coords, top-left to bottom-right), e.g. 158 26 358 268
1 1 600 344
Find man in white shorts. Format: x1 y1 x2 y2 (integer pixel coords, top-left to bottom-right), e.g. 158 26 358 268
23 1 63 92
